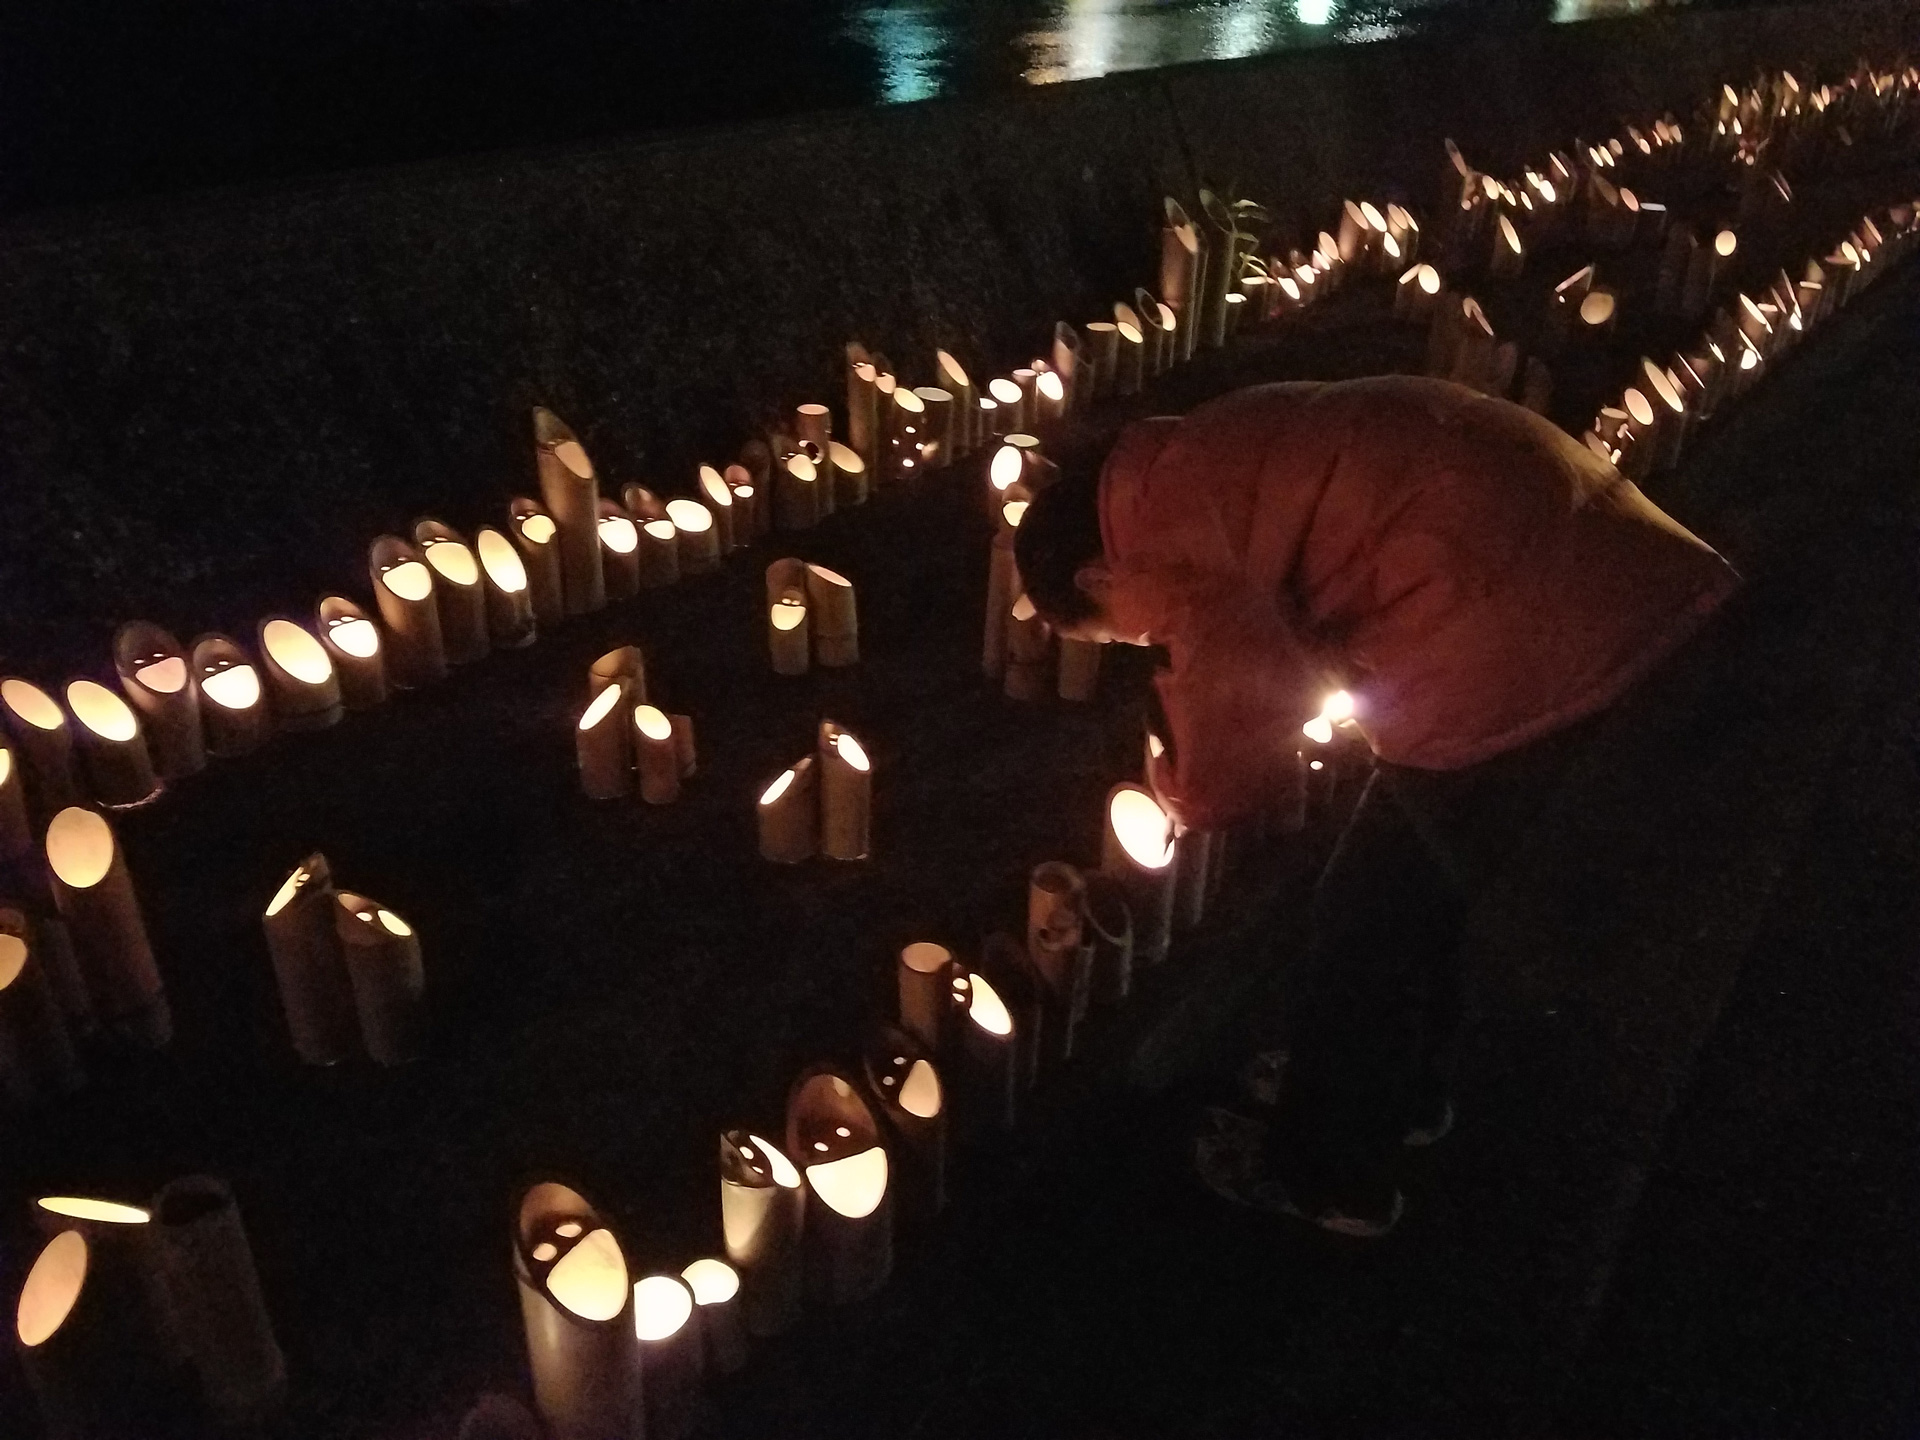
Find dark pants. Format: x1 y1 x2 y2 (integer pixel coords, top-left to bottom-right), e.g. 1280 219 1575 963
1273 719 1592 1206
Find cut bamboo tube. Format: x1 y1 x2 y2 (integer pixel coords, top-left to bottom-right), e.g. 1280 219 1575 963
913 387 955 470
725 463 763 537
894 940 953 1055
1084 322 1119 399
936 351 976 454
576 682 633 800
1027 861 1090 1062
631 518 676 588
588 646 646 702
509 499 566 629
1577 287 1618 338
697 464 740 550
768 594 810 676
332 891 424 1066
631 1274 701 1440
1003 594 1052 702
592 501 641 602
0 744 29 864
64 680 158 807
533 409 605 617
112 624 204 781
980 932 1044 1090
670 713 696 779
680 1258 748 1376
983 517 1018 680
1057 636 1102 702
1114 323 1146 395
0 908 83 1105
1051 322 1083 414
1102 783 1176 968
256 618 343 733
316 598 388 711
46 807 167 1047
886 387 927 481
805 565 858 668
1222 290 1247 337
512 1183 635 1440
415 521 489 664
1033 369 1066 437
632 706 680 806
1393 264 1442 321
475 527 537 649
1644 358 1691 470
788 1069 892 1306
26 913 92 1040
976 396 1001 444
793 407 834 518
1490 214 1525 278
818 723 870 861
621 484 666 524
1172 827 1218 929
775 453 820 531
1 679 79 818
1161 199 1201 361
719 1132 804 1337
153 1176 284 1426
863 1026 946 1224
1084 873 1133 1004
262 853 358 1066
826 441 868 510
957 963 1019 1132
757 758 816 863
368 536 447 689
191 635 272 758
664 498 719 575
847 351 880 469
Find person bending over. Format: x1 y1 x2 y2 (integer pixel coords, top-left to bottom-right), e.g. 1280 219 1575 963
1015 375 1738 1238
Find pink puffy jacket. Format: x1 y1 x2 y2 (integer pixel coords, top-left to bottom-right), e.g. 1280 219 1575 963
1098 376 1739 829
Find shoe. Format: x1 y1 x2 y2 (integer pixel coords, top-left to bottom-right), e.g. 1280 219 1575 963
1192 1107 1405 1239
1240 1048 1454 1148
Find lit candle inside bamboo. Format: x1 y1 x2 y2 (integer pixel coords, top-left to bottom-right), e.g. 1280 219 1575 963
576 683 633 801
1114 322 1146 395
512 1183 634 1440
475 527 537 649
694 465 738 550
936 351 976 456
983 496 1022 680
1490 214 1525 278
891 941 953 1055
1 679 79 817
257 618 343 732
416 521 490 663
64 681 158 807
112 623 204 781
316 598 388 711
1102 784 1176 968
594 502 641 602
632 706 681 806
263 854 358 1066
45 806 168 1047
679 1258 747 1377
1033 369 1067 438
863 1026 945 1223
192 635 271 757
719 1132 803 1337
1051 322 1083 414
758 758 816 864
768 594 809 676
332 891 424 1066
368 536 447 689
818 723 870 861
509 500 566 629
788 1070 892 1305
534 409 605 617
775 453 820 531
665 499 719 575
15 1229 129 1438
0 908 83 1104
632 1274 702 1440
976 395 1001 444
630 518 675 589
804 565 858 668
1578 287 1618 337
1003 594 1052 702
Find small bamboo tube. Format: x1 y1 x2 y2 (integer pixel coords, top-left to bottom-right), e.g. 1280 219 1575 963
775 453 820 531
764 556 806 608
847 352 880 469
112 624 204 781
635 518 678 588
632 706 681 806
15 1228 166 1440
262 853 359 1066
64 680 159 808
863 1026 946 1224
576 682 633 800
895 940 955 1052
827 442 868 509
958 964 1020 1132
1084 873 1134 1004
886 387 928 481
983 524 1017 680
913 387 955 469
0 907 83 1105
1161 199 1201 361
758 758 817 864
533 408 605 617
475 527 537 649
1033 369 1066 438
1644 359 1691 470
1198 191 1237 348
1051 322 1083 414
509 499 566 629
1114 323 1146 395
1393 264 1440 320
1083 322 1119 399
631 1275 702 1440
725 464 763 536
768 595 810 676
45 806 168 1047
805 565 858 668
191 635 272 758
512 1182 635 1440
680 1258 748 1376
1222 290 1248 337
316 598 388 711
788 1069 893 1305
719 1131 804 1337
0 743 32 864
415 521 490 664
980 932 1044 1090
936 351 976 455
1027 861 1090 1062
153 1176 285 1426
593 501 641 602
1057 637 1102 702
256 619 343 733
976 396 1001 444
27 914 94 1042
368 536 448 689
1102 783 1177 968
985 378 1023 441
1620 389 1659 482
670 714 696 778
698 465 739 549
818 723 870 861
660 498 717 575
1490 214 1525 278
1 679 80 818
793 407 833 517
1003 594 1052 702
1578 287 1619 338
332 891 424 1066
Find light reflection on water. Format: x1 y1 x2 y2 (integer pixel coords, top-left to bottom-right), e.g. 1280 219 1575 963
852 0 1676 106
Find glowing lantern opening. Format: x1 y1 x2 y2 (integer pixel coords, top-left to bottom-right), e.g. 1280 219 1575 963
1322 690 1356 723
988 378 1022 406
554 440 592 479
1579 292 1616 327
261 621 334 685
760 769 797 806
578 686 624 732
1036 371 1065 403
477 530 529 592
0 935 24 990
597 516 638 554
968 971 1014 1036
201 663 262 712
682 1258 739 1306
1715 229 1738 258
17 1231 87 1348
423 540 479 587
1303 716 1335 744
643 518 677 544
1002 501 1029 528
520 514 557 545
66 681 137 742
807 1149 888 1219
634 706 673 742
3 680 63 730
899 1058 942 1118
1108 788 1174 869
134 657 187 694
545 1228 628 1322
1625 389 1656 427
833 733 870 771
46 808 115 889
989 445 1024 492
327 616 381 659
632 1276 694 1342
771 600 806 632
38 1196 151 1225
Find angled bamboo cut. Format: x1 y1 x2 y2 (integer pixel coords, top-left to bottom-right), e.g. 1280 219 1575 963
262 853 359 1066
415 520 490 664
45 806 168 1048
757 757 817 863
788 1069 892 1305
475 526 538 649
332 891 425 1067
512 1182 634 1440
1 679 80 818
533 409 605 617
1102 783 1177 968
593 500 641 602
64 680 159 808
718 1131 804 1337
508 499 567 629
368 536 448 689
191 635 272 758
257 618 344 732
316 598 389 711
113 623 205 780
863 1025 946 1223
681 1258 748 1376
818 722 871 861
896 940 957 1053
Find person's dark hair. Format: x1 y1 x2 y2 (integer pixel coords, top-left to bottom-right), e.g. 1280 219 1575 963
1014 448 1106 627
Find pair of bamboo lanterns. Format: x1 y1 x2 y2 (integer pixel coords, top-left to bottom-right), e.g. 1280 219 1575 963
764 559 858 675
576 648 698 807
757 722 871 863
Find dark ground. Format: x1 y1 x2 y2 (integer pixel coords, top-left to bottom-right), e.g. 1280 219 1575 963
1 153 1918 1440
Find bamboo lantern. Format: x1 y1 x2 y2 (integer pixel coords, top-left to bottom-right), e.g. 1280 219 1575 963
1577 287 1618 338
827 442 868 510
1643 359 1690 470
757 758 816 864
665 499 720 575
0 908 83 1104
1051 322 1083 414
768 593 810 676
863 1026 945 1223
576 683 633 800
46 807 167 1047
64 681 158 808
1033 369 1067 438
1083 323 1119 400
153 1176 285 1426
1222 290 1247 337
935 351 976 455
257 619 343 732
912 388 955 469
633 519 678 588
1 679 80 817
982 931 1046 1089
368 537 448 689
112 624 204 781
818 722 870 861
696 465 739 550
333 891 424 1066
1102 784 1176 968
718 1132 804 1337
512 1183 635 1440
1057 636 1101 702
509 499 566 629
983 499 1020 680
681 1258 747 1376
459 1394 545 1440
1490 214 1525 278
1003 594 1052 702
1027 861 1090 1062
1172 827 1218 930
593 502 642 602
724 463 763 537
534 409 605 617
775 453 820 531
887 387 927 481
15 1229 146 1440
191 636 271 758
632 707 680 806
631 1275 702 1440
414 521 489 664
263 854 358 1066
958 962 1020 1131
1084 874 1133 1005
1388 204 1420 264
1197 191 1236 347
1393 264 1442 321
788 1070 892 1305
897 940 956 1052
805 565 858 668
976 396 1001 444
316 598 388 711
787 412 832 521
0 745 28 864
1112 322 1146 396
475 527 537 649
847 352 880 468
1161 198 1201 361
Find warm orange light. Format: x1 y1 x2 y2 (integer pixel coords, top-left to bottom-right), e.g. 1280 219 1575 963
261 621 334 685
899 1058 941 1118
1002 500 1029 528
265 864 311 919
989 378 1022 406
902 941 950 975
16 1231 87 1348
554 440 593 479
376 908 411 937
477 529 529 592
546 1228 628 1322
1117 321 1143 344
1302 716 1335 744
1109 787 1174 869
665 499 713 535
133 657 187 694
38 1196 151 1225
381 560 433 603
520 514 557 545
634 706 673 742
834 733 869 771
46 807 115 888
201 663 261 711
632 1276 694 1342
2 680 63 731
1322 690 1356 723
597 515 638 554
681 1258 739 1306
1578 291 1616 327
760 768 797 805
1715 229 1738 258
578 686 624 731
828 441 864 477
700 466 733 511
989 444 1024 492
1624 389 1656 427
807 1148 888 1219
1499 215 1521 253
424 540 479 587
968 971 1013 1036
66 681 137 742
327 617 380 658
1036 371 1064 402
771 599 806 631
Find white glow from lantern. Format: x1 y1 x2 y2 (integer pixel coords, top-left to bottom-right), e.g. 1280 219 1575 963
682 1258 739 1306
968 971 1013 1036
700 465 733 512
134 657 187 694
201 663 261 711
632 1276 694 1341
328 617 380 658
265 864 311 918
634 706 673 742
1002 501 1029 528
1624 389 1656 427
1579 291 1616 327
2 680 63 730
1117 321 1143 345
1500 215 1522 253
1322 690 1356 723
546 1228 628 1322
828 441 864 477
382 560 433 603
1147 731 1165 759
1646 364 1685 414
807 1147 888 1219
66 681 137 742
16 1231 87 1348
376 909 411 937
0 934 23 991
903 941 950 974
666 499 715 535
38 1196 151 1225
834 733 870 771
1036 370 1065 403
1109 787 1174 869
895 388 925 415
1715 229 1738 258
771 599 807 631
989 378 1022 406
46 807 115 888
477 529 529 592
424 540 479 586
643 519 678 545
1303 716 1334 744
554 440 593 479
899 1058 942 1118
261 621 334 685
1295 0 1332 23
520 514 557 545
990 444 1024 492
578 685 624 731
597 515 638 554
760 768 797 805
